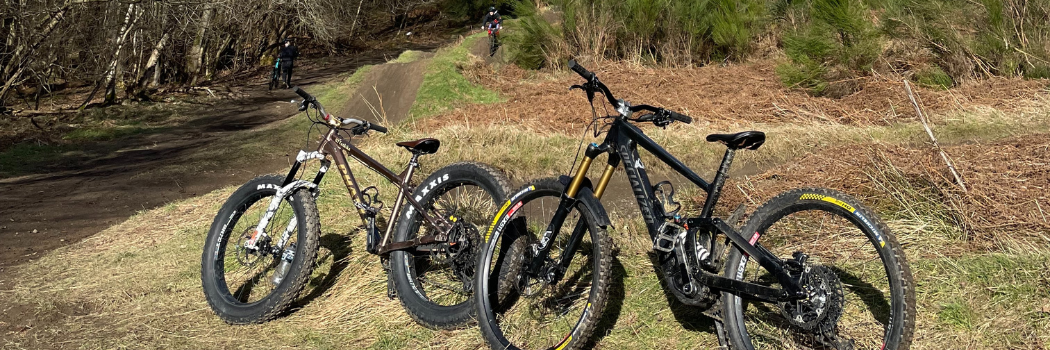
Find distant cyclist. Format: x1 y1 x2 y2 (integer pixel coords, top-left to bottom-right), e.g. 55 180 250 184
482 7 502 56
277 38 299 89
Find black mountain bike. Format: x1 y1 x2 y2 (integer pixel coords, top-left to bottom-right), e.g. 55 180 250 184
268 58 281 90
201 87 509 327
474 61 915 350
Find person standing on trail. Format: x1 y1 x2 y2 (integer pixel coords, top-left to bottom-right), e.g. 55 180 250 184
277 39 299 89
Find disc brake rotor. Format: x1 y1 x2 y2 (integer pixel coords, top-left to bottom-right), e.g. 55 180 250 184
234 228 270 266
779 265 845 333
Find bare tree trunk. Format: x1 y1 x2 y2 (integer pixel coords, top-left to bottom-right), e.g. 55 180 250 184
349 0 364 39
103 3 137 104
136 32 168 87
186 4 215 85
0 0 80 102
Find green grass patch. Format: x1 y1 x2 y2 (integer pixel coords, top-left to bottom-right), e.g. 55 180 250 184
390 50 425 64
408 33 501 120
0 142 76 176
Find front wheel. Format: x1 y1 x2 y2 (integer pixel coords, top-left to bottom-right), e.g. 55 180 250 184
201 175 321 324
475 178 613 350
389 162 510 329
722 188 915 350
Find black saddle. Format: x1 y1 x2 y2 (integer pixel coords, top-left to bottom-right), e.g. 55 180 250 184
396 138 441 155
706 131 765 150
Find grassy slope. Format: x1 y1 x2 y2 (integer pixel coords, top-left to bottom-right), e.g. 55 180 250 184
2 33 1050 349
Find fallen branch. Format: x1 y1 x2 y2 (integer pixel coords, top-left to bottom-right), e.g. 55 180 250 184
904 80 968 193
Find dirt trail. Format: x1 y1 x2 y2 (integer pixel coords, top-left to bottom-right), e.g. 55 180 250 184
334 56 431 123
0 45 436 272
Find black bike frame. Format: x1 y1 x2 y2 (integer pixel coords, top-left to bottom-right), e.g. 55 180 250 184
533 117 806 303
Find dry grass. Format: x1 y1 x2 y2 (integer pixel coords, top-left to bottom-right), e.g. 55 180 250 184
420 59 1050 133
2 37 1050 349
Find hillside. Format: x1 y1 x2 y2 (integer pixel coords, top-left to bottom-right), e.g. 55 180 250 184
0 27 1048 349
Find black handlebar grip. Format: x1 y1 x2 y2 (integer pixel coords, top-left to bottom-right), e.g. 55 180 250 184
292 86 314 101
567 59 595 80
369 123 388 133
668 110 693 124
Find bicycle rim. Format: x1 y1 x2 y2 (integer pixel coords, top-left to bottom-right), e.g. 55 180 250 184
726 203 907 349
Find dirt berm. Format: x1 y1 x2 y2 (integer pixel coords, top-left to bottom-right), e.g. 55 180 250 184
333 56 430 124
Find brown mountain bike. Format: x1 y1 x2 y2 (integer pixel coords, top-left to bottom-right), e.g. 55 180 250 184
201 87 509 328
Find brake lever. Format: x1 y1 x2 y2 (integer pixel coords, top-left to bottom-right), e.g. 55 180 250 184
653 109 673 128
350 122 371 135
297 99 309 112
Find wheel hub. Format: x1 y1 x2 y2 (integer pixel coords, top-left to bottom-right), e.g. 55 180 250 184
779 265 845 333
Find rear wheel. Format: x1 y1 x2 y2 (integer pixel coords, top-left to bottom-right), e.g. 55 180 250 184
722 188 915 350
201 175 321 324
389 162 509 329
475 178 612 350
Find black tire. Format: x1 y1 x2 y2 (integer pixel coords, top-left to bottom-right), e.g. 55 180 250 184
475 178 613 350
722 188 915 350
490 34 499 56
201 175 321 324
389 162 510 329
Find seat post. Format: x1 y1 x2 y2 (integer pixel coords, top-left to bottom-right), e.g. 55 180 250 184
379 152 421 249
699 148 736 218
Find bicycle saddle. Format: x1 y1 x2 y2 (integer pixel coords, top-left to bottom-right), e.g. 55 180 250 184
396 138 441 155
706 131 765 150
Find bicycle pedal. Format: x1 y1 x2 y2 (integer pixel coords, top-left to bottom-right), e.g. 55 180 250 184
653 221 684 253
653 233 676 253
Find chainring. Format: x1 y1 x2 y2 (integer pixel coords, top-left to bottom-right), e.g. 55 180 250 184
778 265 845 333
659 250 718 308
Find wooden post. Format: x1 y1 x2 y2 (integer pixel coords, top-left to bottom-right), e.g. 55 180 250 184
904 80 968 193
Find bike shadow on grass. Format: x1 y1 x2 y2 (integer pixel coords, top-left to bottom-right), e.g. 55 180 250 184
647 252 721 332
584 253 627 348
284 232 355 314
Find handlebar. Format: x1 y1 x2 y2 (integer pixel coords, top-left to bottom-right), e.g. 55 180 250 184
567 59 595 81
567 61 693 125
368 123 388 133
293 86 387 134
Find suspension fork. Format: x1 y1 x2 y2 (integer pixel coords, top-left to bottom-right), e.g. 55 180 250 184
528 144 617 280
244 149 331 251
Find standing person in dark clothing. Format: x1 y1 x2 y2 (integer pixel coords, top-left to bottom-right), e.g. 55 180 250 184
277 39 299 88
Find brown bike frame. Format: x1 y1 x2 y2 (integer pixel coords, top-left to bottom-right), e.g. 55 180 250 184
284 127 453 256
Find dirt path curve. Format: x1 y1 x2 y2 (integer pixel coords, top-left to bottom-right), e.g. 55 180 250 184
0 44 437 273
